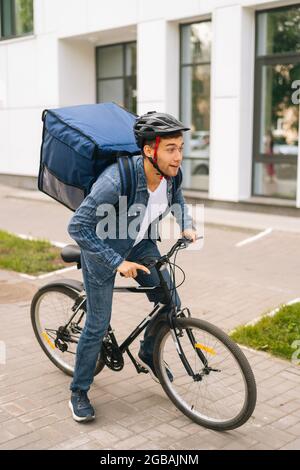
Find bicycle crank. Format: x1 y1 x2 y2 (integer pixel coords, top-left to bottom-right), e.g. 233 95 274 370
101 339 124 371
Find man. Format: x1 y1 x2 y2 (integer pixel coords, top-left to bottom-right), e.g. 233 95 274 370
67 111 197 422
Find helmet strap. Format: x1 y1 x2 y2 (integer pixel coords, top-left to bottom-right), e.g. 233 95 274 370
147 136 169 180
153 136 160 162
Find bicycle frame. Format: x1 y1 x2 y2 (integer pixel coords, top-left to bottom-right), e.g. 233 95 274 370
115 269 209 379
58 236 208 379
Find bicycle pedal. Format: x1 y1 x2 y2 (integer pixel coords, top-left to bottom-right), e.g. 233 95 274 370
138 364 149 374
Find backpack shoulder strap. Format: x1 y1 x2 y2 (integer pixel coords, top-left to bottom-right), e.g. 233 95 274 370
117 156 136 210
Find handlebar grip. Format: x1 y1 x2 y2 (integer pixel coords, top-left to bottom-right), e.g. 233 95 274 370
182 235 203 243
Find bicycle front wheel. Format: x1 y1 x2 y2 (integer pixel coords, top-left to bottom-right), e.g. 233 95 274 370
153 317 257 431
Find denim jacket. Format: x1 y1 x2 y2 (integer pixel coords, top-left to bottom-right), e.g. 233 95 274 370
68 155 195 281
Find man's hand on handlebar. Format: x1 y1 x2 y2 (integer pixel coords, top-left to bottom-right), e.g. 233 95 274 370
117 260 151 278
181 229 197 243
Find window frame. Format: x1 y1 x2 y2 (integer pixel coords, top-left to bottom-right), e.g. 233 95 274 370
95 41 137 114
252 5 300 199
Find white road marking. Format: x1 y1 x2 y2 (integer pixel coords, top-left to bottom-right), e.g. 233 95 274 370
16 233 67 248
18 265 77 280
235 227 273 247
14 233 75 280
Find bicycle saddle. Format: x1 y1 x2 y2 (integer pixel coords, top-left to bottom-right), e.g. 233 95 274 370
61 244 81 264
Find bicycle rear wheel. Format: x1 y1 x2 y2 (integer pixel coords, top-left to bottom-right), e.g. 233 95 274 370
31 284 105 377
153 317 257 431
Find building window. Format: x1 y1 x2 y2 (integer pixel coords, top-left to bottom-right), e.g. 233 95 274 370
96 42 137 114
253 5 300 200
0 0 34 40
180 21 212 191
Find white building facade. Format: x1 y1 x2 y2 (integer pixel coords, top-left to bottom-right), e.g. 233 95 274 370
0 0 300 207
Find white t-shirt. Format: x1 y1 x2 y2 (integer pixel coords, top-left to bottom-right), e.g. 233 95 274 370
133 178 168 246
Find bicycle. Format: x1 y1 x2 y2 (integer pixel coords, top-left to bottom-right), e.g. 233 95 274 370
31 236 257 431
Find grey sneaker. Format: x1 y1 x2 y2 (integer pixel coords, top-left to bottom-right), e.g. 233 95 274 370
69 390 95 422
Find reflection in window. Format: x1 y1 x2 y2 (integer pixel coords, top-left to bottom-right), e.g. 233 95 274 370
96 42 137 114
181 22 211 64
260 63 299 157
97 45 123 79
97 79 124 105
257 5 300 56
254 162 297 199
180 21 212 191
253 6 300 200
0 0 33 39
126 42 136 77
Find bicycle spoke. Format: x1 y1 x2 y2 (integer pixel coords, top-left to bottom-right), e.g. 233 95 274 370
35 290 84 372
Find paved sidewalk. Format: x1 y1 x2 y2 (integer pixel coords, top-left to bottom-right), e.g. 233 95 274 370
0 185 300 449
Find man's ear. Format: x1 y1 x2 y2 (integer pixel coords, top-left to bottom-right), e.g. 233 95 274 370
143 144 154 158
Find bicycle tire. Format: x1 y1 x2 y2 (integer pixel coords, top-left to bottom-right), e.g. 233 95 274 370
153 316 257 431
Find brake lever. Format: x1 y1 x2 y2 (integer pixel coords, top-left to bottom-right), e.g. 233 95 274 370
181 235 203 244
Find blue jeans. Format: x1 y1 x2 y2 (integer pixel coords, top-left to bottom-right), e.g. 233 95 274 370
70 239 181 392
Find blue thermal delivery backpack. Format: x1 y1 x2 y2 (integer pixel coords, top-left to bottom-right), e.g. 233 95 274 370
38 102 140 211
38 101 182 212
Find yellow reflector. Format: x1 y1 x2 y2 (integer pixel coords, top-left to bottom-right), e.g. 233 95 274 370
194 343 216 355
42 331 55 350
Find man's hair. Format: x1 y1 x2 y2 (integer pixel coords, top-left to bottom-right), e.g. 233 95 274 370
141 131 183 157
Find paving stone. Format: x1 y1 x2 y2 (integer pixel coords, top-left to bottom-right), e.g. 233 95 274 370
280 439 300 450
271 415 300 431
0 432 41 449
111 434 148 450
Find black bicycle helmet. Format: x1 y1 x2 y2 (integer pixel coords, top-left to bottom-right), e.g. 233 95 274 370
133 111 190 179
134 111 190 148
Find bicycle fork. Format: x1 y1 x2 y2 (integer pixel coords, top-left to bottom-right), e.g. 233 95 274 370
156 265 211 382
167 308 219 382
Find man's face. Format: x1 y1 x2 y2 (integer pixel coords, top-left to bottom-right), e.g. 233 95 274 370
145 135 184 177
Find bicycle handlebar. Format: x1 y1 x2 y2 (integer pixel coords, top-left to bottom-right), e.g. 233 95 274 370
118 235 203 276
143 235 203 270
